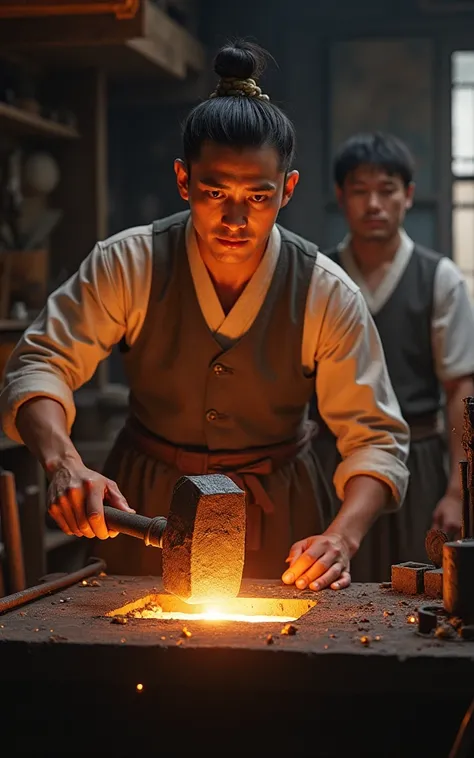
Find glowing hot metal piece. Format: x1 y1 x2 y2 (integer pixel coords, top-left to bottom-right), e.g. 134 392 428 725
107 594 317 624
136 605 297 623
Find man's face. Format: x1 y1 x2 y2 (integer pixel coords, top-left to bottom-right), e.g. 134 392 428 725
336 165 414 242
174 142 299 263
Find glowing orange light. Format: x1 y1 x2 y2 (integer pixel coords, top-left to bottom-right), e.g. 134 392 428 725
108 594 316 625
183 606 296 623
136 683 144 692
130 602 297 623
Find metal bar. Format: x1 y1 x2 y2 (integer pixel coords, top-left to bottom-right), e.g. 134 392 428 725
460 460 470 539
0 557 106 615
468 451 474 541
449 697 474 758
461 397 474 539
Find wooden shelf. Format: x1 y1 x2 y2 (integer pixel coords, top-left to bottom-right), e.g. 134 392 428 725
0 319 32 332
0 101 79 139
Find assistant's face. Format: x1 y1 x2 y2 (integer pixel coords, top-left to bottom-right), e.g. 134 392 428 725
336 165 414 243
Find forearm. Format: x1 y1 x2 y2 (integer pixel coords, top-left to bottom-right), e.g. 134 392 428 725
445 377 474 495
16 397 82 475
316 290 409 511
325 474 392 556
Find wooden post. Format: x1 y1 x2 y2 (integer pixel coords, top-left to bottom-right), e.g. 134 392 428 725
0 470 26 593
21 482 46 585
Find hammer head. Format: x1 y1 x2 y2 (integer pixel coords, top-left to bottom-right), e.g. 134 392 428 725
162 474 246 604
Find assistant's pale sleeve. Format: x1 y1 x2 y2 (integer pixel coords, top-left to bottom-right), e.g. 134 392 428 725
432 257 474 382
315 287 410 509
0 236 151 444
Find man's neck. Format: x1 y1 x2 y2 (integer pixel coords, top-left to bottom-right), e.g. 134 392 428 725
197 238 268 315
350 231 401 275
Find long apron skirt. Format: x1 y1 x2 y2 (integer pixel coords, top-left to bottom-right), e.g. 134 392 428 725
350 434 448 582
90 429 335 580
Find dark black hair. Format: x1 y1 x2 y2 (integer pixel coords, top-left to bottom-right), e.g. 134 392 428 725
181 40 296 171
333 132 415 188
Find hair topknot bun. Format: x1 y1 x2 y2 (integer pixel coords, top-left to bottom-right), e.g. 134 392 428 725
213 40 269 82
182 38 295 171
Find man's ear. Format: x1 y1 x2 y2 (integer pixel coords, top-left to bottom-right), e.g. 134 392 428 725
405 181 415 211
280 170 299 208
174 159 189 201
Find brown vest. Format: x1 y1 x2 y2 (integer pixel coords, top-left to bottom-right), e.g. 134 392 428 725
328 243 442 422
120 211 317 451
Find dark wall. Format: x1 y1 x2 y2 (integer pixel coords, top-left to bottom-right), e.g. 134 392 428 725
108 0 474 243
108 0 474 240
108 99 189 235
195 0 457 247
197 0 474 245
106 0 474 382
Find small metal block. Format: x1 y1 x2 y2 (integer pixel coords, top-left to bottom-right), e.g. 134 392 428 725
460 625 474 641
391 562 433 595
417 603 444 635
423 568 443 599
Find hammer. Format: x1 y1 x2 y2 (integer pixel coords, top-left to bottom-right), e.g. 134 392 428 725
103 474 246 604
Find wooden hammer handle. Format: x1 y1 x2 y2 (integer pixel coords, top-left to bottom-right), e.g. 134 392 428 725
103 506 167 548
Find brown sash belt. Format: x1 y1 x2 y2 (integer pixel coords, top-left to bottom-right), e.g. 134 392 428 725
121 417 317 550
407 412 442 443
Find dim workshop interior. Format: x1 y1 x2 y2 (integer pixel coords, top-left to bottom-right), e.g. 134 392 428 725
1 2 474 757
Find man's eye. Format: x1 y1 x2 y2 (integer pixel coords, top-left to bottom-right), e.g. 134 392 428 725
208 190 223 199
252 194 267 203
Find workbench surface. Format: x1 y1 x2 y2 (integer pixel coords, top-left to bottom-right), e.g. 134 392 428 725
1 575 473 695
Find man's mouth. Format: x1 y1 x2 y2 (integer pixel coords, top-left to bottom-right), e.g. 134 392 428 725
363 217 387 225
215 237 249 248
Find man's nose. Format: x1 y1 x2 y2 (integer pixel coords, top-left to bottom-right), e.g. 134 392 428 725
222 204 247 229
367 192 382 210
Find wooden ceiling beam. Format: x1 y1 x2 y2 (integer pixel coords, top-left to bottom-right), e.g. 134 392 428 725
0 2 206 78
0 1 140 20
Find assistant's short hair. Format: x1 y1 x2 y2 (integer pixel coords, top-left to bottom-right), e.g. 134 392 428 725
333 132 415 188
